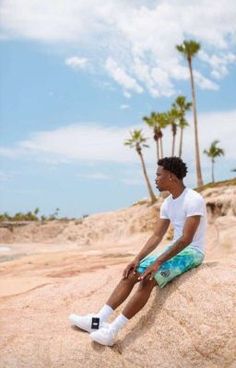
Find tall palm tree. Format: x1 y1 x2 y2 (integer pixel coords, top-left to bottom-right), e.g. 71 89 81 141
124 129 157 204
178 118 188 158
143 112 167 160
203 140 224 183
166 108 179 156
172 96 192 157
176 40 203 186
155 112 168 159
143 112 161 161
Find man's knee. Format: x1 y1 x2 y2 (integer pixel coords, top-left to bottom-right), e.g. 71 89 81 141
121 272 140 284
137 278 157 291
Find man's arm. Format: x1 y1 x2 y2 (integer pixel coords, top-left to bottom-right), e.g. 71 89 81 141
122 218 170 279
139 215 201 281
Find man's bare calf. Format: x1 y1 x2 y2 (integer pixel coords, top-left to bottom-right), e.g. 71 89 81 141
122 277 157 319
106 271 140 310
106 272 157 319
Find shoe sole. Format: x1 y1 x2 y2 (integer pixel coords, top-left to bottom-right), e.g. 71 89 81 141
90 332 114 347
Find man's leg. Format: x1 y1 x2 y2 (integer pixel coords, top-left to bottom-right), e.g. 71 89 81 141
69 271 140 332
90 278 157 346
105 271 140 309
121 277 157 319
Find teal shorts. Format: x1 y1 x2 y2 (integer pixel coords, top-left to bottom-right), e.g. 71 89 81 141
136 245 204 288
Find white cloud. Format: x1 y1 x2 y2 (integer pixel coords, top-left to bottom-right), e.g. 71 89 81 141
0 171 13 181
65 56 89 70
1 110 236 168
124 91 131 98
120 104 130 110
0 147 23 158
0 0 108 43
9 123 144 164
105 57 143 94
198 50 236 80
0 34 9 40
35 157 70 165
77 172 111 180
121 178 144 186
182 110 236 163
194 71 219 91
1 0 236 96
180 110 236 184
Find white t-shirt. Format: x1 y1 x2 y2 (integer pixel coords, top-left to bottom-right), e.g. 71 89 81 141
160 188 207 254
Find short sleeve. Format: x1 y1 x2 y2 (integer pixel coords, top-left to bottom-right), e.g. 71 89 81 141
160 200 169 219
186 196 205 217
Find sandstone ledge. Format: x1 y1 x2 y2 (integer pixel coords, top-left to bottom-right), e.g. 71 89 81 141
0 261 235 368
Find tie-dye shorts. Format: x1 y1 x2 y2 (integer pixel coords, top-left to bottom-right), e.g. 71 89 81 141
136 245 204 288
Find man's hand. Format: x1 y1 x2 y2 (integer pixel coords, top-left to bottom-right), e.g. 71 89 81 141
122 260 140 279
138 262 160 281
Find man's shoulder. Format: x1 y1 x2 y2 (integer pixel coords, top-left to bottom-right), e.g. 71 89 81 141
185 188 204 202
162 193 172 205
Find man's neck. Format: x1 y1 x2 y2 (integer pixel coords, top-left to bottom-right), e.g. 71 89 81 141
170 183 186 199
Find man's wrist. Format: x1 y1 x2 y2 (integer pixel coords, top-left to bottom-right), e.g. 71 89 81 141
134 256 141 263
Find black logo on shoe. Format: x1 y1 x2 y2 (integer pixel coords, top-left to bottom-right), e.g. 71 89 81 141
91 317 100 329
160 270 170 278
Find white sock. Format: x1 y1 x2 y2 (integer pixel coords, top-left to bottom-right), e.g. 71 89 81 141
109 314 129 334
97 304 114 322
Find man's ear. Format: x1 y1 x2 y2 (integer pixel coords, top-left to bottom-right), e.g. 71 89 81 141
169 173 178 182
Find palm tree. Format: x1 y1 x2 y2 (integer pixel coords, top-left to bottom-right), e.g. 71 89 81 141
143 112 168 160
172 96 192 157
124 129 157 204
203 140 224 183
55 208 60 218
166 108 179 156
143 113 161 161
176 40 203 186
155 112 168 159
34 207 40 218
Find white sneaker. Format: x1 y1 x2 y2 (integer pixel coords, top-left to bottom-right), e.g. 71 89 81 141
69 313 109 333
90 325 117 346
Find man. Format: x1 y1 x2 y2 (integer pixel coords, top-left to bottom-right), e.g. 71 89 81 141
69 157 206 346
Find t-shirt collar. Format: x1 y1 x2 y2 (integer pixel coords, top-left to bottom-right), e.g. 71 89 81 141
171 186 187 201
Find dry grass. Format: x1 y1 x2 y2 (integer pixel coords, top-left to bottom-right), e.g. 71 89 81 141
196 177 236 192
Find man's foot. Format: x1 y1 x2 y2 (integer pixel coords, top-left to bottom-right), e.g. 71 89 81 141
69 313 109 333
90 325 117 346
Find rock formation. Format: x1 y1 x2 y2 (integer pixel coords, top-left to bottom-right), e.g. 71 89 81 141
0 183 235 367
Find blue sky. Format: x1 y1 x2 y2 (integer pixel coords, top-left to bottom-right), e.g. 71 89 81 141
0 0 236 218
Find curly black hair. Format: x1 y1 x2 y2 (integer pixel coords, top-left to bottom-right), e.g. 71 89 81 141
158 156 188 179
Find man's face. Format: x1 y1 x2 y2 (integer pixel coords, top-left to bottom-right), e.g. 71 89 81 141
155 166 170 191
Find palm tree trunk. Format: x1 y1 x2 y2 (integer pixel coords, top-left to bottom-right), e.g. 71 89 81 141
179 127 184 157
156 139 160 161
212 158 215 183
188 57 203 187
160 137 164 159
138 151 157 204
172 132 176 156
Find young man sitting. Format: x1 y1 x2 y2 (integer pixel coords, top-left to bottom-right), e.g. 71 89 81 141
69 157 206 346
